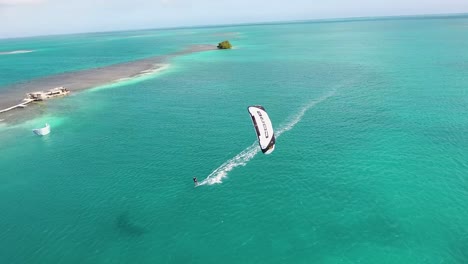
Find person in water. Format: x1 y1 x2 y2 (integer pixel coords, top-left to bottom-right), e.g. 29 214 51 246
193 177 198 185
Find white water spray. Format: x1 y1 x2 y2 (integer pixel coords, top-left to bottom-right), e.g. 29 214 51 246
198 89 337 186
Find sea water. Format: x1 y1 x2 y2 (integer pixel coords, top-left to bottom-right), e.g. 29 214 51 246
0 15 468 263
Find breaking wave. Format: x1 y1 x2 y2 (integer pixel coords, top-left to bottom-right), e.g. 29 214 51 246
0 50 34 55
88 64 170 92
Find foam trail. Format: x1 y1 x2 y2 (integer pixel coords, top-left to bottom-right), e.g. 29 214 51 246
276 89 336 137
198 142 260 186
199 89 337 186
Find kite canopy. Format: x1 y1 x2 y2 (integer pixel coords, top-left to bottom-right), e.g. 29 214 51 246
247 105 276 154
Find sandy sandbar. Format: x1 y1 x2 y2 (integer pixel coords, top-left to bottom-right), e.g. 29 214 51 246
0 44 216 122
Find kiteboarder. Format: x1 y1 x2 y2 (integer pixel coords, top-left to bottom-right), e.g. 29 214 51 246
193 177 198 186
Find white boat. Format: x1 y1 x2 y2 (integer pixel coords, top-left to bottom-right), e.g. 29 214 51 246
33 123 50 136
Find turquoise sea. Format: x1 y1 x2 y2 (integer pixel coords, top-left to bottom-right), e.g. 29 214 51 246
1 15 468 263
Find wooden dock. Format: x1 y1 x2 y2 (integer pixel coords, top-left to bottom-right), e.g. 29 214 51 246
0 99 34 114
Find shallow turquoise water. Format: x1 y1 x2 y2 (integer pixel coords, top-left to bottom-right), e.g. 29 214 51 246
1 16 468 263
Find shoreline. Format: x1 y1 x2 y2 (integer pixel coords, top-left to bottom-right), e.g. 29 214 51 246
0 44 216 123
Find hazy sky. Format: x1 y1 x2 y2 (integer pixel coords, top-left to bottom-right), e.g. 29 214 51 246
1 0 468 38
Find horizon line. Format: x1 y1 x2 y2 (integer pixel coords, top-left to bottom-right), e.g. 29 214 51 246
2 11 468 41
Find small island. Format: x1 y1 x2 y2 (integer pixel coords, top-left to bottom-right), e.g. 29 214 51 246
217 40 232 49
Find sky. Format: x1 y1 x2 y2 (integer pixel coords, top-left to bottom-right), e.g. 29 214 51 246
1 0 468 38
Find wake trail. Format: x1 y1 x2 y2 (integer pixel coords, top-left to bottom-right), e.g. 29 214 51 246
276 89 336 137
198 89 337 186
197 142 260 186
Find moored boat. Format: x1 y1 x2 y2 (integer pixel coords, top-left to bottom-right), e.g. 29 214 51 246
33 123 50 136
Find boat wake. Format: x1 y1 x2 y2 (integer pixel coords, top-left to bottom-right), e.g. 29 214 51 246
198 89 337 186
